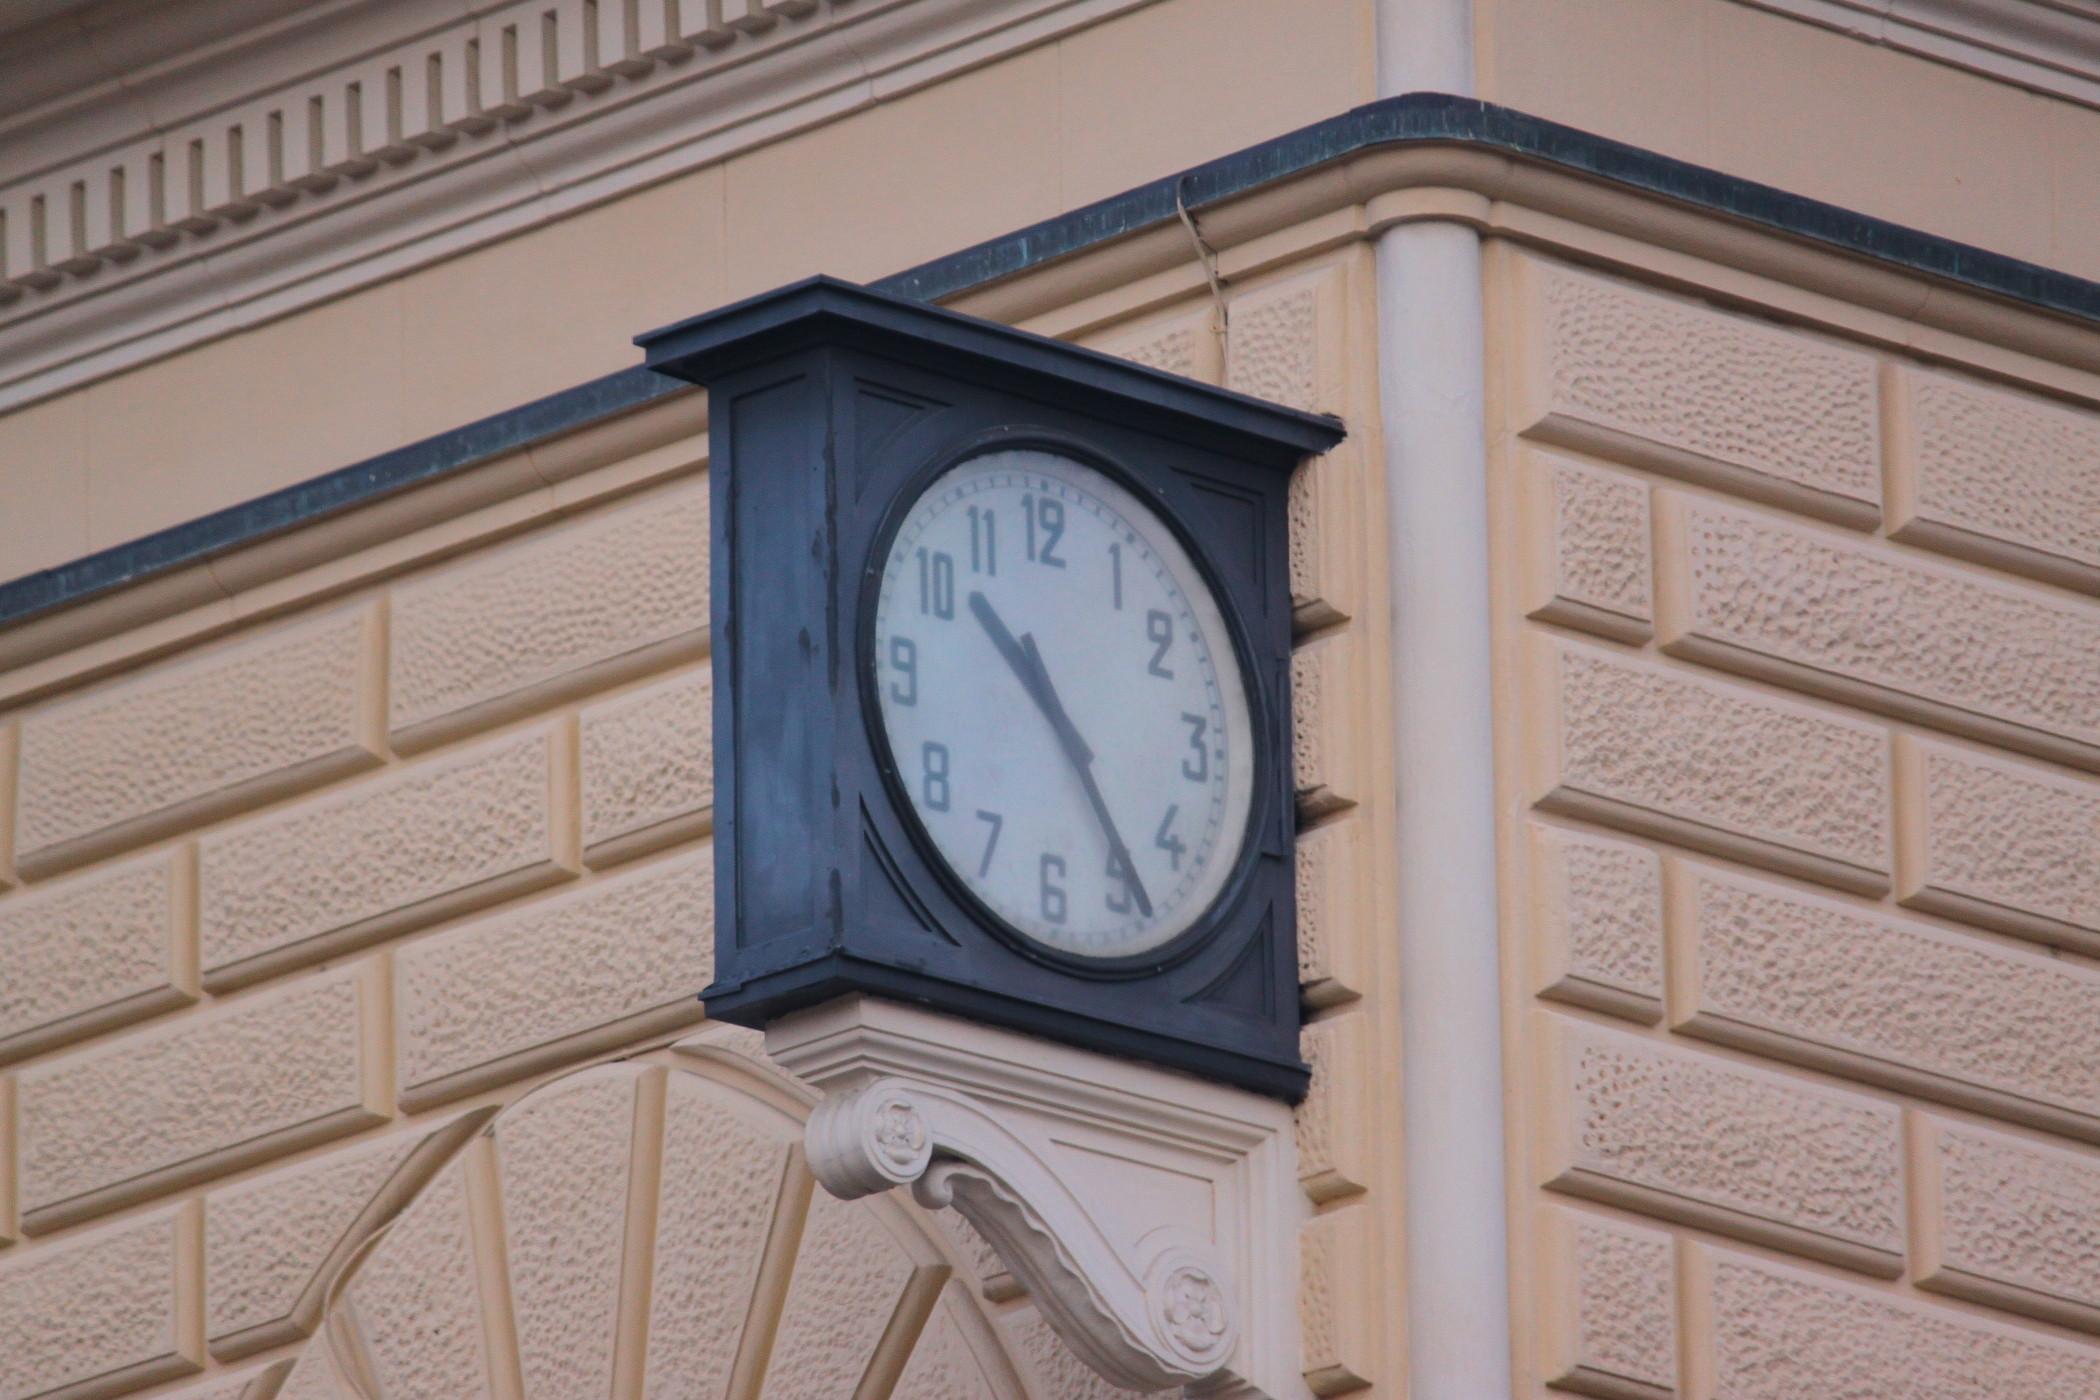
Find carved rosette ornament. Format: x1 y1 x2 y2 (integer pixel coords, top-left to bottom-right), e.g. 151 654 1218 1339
805 1077 1251 1394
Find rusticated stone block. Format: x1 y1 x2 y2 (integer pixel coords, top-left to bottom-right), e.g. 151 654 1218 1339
1656 493 2100 770
581 668 712 868
1297 1010 1372 1203
1299 1204 1378 1395
19 961 388 1232
646 1071 802 1400
1292 630 1368 821
1090 307 1221 385
1296 812 1372 1008
1529 824 1664 1024
1537 1016 1903 1275
199 723 578 989
1914 1115 2100 1333
1528 638 1890 894
1229 270 1338 415
1540 1207 1676 1400
1888 365 2100 593
1687 1245 2100 1398
389 485 709 748
339 1150 492 1399
1000 1304 1142 1400
1520 452 1654 643
1511 256 1880 525
1672 860 2100 1142
396 852 712 1108
0 846 196 1064
15 604 383 876
206 1112 487 1360
0 1202 202 1400
497 1066 642 1399
275 1340 359 1400
1896 735 2100 956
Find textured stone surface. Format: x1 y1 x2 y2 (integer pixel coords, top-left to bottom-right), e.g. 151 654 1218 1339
893 1291 1018 1399
1544 1208 1675 1399
1092 308 1221 384
274 1345 358 1400
0 1203 200 1400
1298 1205 1376 1396
1292 630 1366 820
1658 494 2100 766
1523 453 1653 641
19 963 383 1229
1700 1247 2100 1398
389 485 709 745
205 1123 435 1357
342 1161 493 1398
1530 824 1665 1022
396 852 711 1106
1894 366 2100 590
15 605 380 873
1228 272 1332 413
1531 639 1890 893
580 668 712 866
497 1067 637 1400
1297 1010 1371 1203
1295 812 1370 1006
158 1362 292 1400
1898 736 2100 954
0 846 193 1062
767 1189 920 1396
644 1073 797 1400
1676 862 2100 1138
1541 1017 1903 1273
1918 1117 2100 1331
199 724 572 987
1515 257 1880 521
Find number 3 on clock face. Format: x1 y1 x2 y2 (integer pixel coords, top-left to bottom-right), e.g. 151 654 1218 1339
871 448 1256 960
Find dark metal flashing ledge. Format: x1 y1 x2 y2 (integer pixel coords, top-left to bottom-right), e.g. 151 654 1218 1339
7 92 2100 633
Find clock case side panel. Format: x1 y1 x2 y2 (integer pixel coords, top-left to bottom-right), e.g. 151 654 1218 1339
701 338 1309 1101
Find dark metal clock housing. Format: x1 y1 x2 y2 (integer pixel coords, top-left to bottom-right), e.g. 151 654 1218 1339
637 277 1344 1100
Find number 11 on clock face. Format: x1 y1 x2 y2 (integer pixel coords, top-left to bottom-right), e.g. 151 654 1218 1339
871 449 1254 960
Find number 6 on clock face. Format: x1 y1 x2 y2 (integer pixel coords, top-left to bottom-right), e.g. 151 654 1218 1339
871 448 1256 960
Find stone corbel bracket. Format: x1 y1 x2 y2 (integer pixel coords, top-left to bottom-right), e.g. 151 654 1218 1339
765 996 1304 1399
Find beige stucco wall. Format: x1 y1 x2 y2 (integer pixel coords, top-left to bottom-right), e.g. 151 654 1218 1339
0 199 1401 1393
1489 230 2100 1395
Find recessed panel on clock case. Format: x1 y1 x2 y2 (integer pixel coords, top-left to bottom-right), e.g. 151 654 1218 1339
636 277 1344 1100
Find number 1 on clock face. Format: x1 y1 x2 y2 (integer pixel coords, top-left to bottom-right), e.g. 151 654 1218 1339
871 449 1254 959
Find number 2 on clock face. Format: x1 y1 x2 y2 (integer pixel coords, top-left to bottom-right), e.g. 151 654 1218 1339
871 448 1255 959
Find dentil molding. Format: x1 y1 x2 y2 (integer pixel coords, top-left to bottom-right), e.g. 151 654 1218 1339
0 0 1153 411
765 995 1307 1398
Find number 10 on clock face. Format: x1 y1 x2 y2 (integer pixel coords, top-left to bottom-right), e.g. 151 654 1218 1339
871 449 1255 961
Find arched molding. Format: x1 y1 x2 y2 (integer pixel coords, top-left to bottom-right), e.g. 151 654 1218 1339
269 1037 1079 1398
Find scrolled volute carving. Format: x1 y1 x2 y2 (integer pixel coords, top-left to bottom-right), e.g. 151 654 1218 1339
800 1076 1247 1394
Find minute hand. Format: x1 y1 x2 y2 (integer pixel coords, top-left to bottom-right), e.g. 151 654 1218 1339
968 592 1153 919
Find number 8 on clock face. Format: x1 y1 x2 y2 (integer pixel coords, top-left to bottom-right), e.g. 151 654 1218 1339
871 448 1255 959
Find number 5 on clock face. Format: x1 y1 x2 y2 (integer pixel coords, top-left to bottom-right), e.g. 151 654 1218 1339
871 448 1255 960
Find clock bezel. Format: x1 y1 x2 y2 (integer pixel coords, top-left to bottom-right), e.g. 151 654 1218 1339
856 426 1275 980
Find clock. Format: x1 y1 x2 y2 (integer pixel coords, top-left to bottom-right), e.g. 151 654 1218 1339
871 448 1254 961
637 277 1343 1100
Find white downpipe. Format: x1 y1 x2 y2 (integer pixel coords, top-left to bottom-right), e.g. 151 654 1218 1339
1371 3 1516 1398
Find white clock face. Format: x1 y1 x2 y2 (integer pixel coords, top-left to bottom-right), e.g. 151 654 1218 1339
871 448 1255 959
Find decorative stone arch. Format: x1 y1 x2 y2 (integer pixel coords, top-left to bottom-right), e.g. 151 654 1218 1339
275 1033 1128 1399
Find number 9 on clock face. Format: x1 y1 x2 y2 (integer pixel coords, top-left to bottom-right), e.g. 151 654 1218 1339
871 448 1255 959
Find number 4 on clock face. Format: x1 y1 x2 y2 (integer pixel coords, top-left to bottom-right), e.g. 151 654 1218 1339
871 448 1254 960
